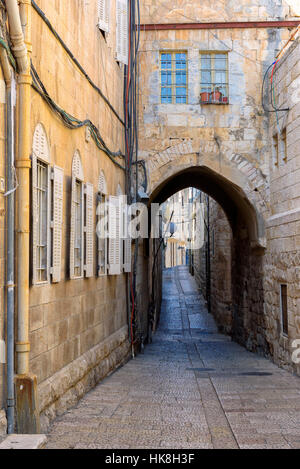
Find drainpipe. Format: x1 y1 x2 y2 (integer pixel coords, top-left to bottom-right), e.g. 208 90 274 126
14 0 31 378
0 27 16 435
5 75 16 435
6 0 39 433
5 0 28 73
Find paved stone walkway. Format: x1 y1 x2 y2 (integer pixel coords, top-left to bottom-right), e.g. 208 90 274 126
46 266 300 449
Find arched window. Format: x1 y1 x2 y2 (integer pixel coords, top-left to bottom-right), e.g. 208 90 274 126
70 151 94 279
32 124 64 284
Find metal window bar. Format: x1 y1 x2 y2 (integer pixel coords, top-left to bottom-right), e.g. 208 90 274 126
160 52 188 104
36 160 48 282
74 180 82 277
97 193 107 275
200 53 229 104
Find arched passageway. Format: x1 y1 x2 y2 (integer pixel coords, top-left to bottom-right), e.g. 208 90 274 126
146 164 269 356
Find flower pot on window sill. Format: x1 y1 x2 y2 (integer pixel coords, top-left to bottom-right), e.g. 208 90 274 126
222 97 228 104
210 90 222 103
200 92 210 103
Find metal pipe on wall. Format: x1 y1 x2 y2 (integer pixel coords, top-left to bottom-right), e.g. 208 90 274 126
0 23 16 435
5 75 16 435
11 0 31 376
5 0 28 73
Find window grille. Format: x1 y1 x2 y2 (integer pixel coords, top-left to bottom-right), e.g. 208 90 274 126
160 52 187 104
74 180 83 278
36 160 49 283
200 52 229 104
97 192 108 276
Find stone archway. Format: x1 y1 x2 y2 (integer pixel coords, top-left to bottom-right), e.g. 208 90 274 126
145 151 270 355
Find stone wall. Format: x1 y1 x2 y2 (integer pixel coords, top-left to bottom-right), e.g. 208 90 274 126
265 38 300 374
139 1 300 373
140 0 299 23
28 0 130 426
209 201 233 335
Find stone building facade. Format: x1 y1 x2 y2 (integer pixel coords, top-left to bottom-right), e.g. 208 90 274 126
0 0 133 434
30 0 129 431
0 0 300 440
138 0 300 374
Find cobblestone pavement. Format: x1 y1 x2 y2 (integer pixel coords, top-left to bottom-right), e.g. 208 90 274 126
46 266 300 449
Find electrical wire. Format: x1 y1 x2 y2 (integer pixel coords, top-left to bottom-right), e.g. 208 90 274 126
31 0 125 126
31 61 126 170
0 37 16 70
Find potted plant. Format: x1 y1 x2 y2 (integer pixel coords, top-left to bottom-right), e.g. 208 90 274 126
210 87 222 103
200 91 210 103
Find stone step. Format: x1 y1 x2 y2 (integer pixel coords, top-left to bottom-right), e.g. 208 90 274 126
0 434 47 449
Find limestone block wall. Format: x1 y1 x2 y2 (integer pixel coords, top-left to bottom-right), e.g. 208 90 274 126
28 0 130 425
265 38 300 374
140 0 299 24
138 1 293 195
209 201 233 334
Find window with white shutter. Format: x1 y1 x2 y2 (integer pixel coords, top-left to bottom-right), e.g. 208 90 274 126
116 0 128 65
51 165 64 283
97 171 108 276
70 151 84 279
97 0 109 33
108 195 121 275
84 182 94 277
32 124 51 285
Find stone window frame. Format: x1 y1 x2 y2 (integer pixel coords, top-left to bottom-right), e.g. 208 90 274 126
199 51 229 104
160 50 188 104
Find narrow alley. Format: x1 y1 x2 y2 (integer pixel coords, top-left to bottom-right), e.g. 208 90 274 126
46 266 300 450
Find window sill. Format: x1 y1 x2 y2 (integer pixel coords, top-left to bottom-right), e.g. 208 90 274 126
200 101 229 105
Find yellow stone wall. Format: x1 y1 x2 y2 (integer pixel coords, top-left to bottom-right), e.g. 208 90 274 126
28 0 129 421
137 1 300 371
140 0 300 23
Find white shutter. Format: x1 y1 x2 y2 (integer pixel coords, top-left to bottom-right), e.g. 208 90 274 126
123 202 131 272
51 166 64 283
97 0 109 33
32 152 38 285
70 174 76 279
108 195 121 275
84 182 94 278
116 0 128 65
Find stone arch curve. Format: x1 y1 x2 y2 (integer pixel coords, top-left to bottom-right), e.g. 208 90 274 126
147 151 267 250
145 152 270 355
